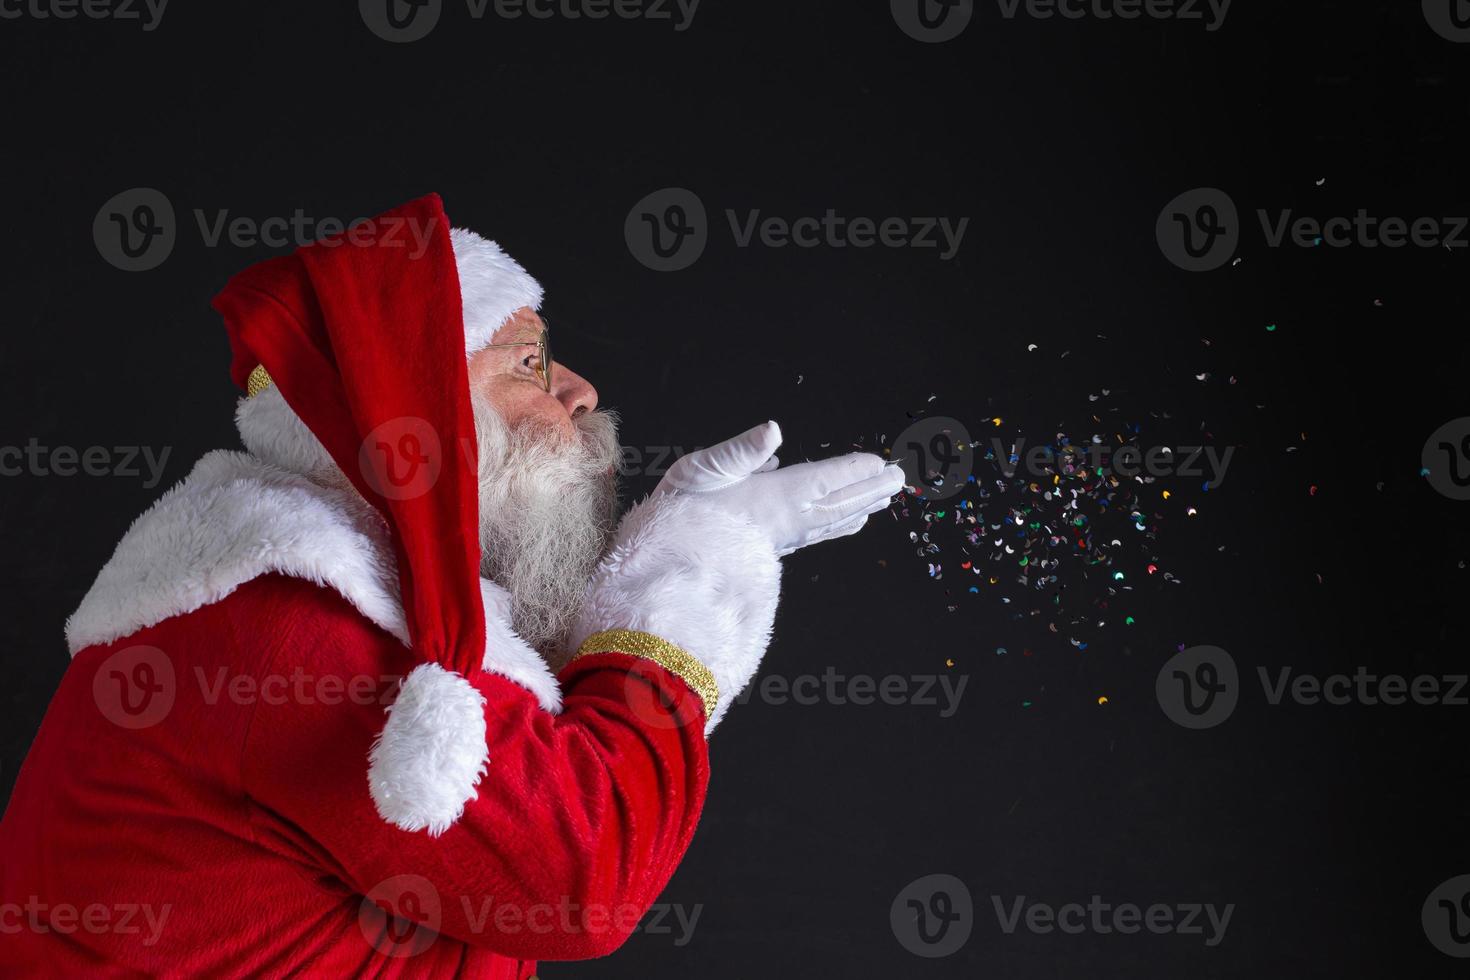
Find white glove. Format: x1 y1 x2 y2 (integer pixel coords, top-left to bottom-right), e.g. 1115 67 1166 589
570 489 779 734
654 421 905 557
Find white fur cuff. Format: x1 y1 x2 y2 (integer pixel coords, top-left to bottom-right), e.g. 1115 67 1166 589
570 492 782 734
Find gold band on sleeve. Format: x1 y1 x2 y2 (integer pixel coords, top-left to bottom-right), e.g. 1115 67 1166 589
574 628 718 720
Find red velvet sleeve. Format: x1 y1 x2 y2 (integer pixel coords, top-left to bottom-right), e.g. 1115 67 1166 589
239 584 710 962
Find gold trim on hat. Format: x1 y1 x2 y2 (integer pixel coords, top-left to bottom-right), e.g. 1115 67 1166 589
246 364 273 398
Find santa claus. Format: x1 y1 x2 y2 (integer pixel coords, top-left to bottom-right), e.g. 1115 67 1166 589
0 193 903 976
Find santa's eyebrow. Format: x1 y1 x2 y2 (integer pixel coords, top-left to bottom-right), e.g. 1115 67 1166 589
488 330 542 348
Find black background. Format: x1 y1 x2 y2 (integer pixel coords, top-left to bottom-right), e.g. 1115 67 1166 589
2 1 1468 976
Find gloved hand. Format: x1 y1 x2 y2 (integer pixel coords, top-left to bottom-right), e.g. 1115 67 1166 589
653 421 905 557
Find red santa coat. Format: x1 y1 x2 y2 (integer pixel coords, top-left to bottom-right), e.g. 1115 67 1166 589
0 195 783 976
0 447 717 977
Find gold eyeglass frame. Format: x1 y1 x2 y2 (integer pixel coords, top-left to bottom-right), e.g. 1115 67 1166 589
245 324 552 398
480 323 553 392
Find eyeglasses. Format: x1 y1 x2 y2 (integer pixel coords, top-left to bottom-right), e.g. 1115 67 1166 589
481 323 553 393
244 323 555 401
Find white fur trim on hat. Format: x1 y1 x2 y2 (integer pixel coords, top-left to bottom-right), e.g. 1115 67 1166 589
450 227 542 354
234 385 340 482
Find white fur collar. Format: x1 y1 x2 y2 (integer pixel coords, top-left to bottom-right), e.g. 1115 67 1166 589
65 448 563 714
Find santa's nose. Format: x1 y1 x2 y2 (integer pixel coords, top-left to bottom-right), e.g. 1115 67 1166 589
553 363 597 418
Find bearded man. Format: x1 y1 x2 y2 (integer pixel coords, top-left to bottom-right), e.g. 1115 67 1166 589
0 194 903 977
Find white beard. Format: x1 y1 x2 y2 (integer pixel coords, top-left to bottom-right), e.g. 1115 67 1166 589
471 397 621 669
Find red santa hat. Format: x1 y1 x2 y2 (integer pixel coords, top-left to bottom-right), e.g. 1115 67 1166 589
228 203 544 480
213 193 541 833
